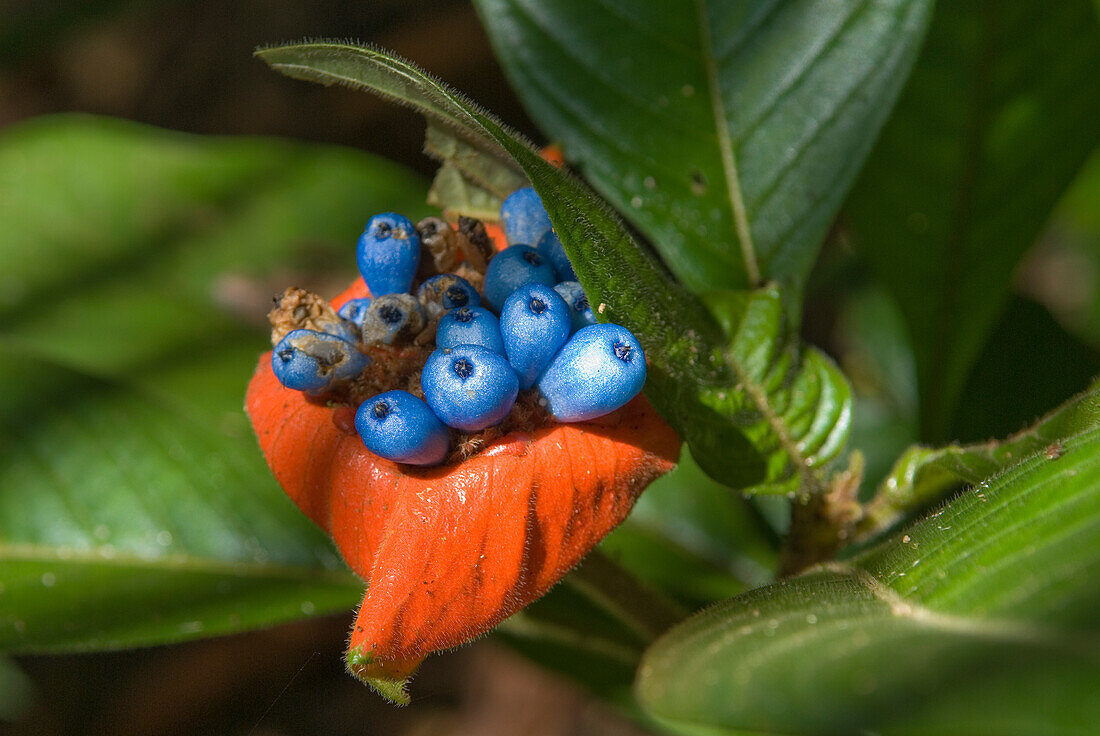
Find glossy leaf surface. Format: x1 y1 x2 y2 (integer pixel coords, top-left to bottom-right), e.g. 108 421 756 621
639 425 1100 735
701 289 852 494
861 376 1100 539
474 0 932 310
846 0 1100 439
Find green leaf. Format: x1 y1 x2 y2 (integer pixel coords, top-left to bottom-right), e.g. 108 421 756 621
256 41 520 171
638 424 1100 735
423 122 527 220
426 161 504 221
499 580 648 700
0 114 430 650
700 289 852 493
602 446 780 606
952 297 1100 443
860 374 1100 541
498 550 689 702
835 284 921 493
258 41 854 493
473 0 933 311
846 0 1100 440
1049 147 1100 347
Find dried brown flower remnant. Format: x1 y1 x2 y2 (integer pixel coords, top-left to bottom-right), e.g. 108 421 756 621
268 287 346 344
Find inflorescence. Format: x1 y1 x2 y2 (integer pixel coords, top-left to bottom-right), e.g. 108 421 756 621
268 187 646 466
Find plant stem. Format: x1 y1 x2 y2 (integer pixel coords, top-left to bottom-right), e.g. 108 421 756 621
778 452 864 577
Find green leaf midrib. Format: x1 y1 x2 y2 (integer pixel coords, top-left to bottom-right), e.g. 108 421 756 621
692 0 760 286
819 563 1100 652
717 294 826 494
0 541 360 584
726 346 821 494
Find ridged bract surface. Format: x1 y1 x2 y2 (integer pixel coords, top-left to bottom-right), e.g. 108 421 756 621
246 278 679 688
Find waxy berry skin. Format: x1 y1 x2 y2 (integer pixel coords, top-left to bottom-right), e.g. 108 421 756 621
536 230 577 282
499 283 571 390
417 273 480 316
357 213 421 296
421 345 519 431
338 298 373 327
483 245 557 312
271 329 368 392
537 324 647 422
436 306 506 355
500 186 553 247
553 281 597 333
355 390 450 466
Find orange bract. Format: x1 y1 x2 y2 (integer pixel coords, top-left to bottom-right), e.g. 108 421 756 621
246 277 679 700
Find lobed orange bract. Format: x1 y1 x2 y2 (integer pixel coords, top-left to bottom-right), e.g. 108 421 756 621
246 275 679 698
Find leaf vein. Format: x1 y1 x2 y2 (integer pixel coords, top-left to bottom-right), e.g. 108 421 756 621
820 563 1100 652
693 0 759 285
0 541 359 584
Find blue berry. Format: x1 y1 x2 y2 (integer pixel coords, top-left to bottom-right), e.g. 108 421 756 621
483 245 557 312
536 324 646 422
360 294 426 346
421 345 518 431
337 298 373 327
536 230 577 282
436 306 506 355
553 281 597 333
417 273 480 318
499 283 571 390
356 213 421 296
355 390 450 466
272 329 368 392
500 186 553 247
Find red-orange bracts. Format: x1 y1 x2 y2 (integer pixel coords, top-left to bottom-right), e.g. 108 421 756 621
245 277 679 700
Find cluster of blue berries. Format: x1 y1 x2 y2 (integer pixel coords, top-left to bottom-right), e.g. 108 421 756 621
269 187 646 466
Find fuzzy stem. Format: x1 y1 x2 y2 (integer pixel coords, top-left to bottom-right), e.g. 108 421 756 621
778 452 864 577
